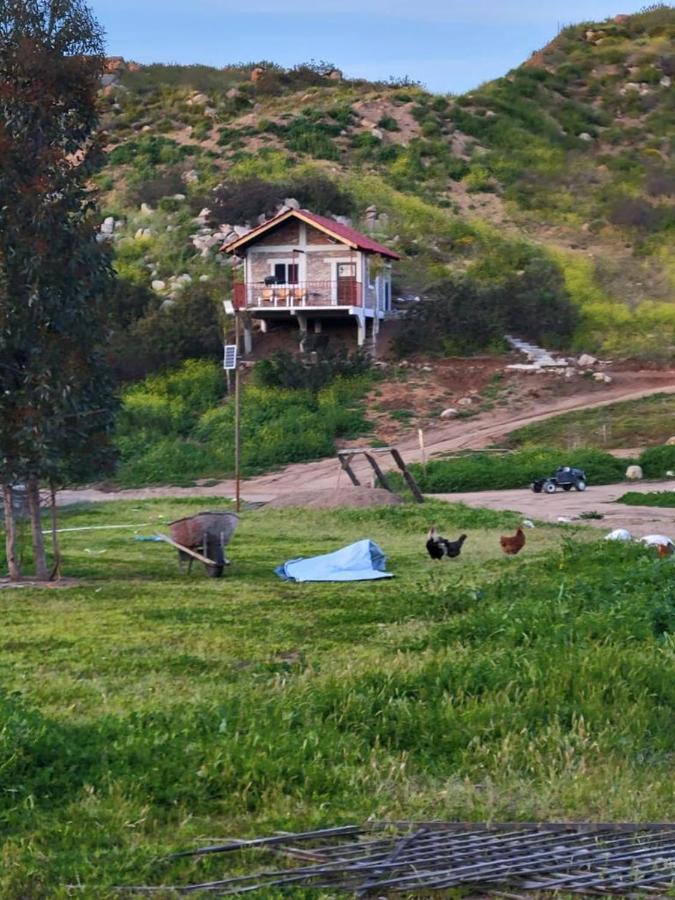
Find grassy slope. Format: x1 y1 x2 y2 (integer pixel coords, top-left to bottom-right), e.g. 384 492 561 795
98 6 675 359
505 393 675 450
1 499 673 895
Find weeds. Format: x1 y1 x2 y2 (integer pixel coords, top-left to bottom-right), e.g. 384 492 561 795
0 500 672 895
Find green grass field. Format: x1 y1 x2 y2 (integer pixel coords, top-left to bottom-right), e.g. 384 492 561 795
1 499 673 897
504 394 675 452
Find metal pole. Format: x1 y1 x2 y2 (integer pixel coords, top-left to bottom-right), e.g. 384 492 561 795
234 362 241 513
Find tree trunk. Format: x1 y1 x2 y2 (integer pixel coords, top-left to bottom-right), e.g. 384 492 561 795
27 476 49 580
49 481 61 581
2 484 22 581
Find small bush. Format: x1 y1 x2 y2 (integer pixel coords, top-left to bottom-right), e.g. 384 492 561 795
253 347 371 392
639 445 675 478
609 196 664 231
377 115 400 132
463 165 496 193
209 179 286 225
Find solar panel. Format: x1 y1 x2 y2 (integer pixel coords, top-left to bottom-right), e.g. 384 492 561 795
223 344 238 370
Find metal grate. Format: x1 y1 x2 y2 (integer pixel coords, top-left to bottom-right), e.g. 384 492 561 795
127 822 675 896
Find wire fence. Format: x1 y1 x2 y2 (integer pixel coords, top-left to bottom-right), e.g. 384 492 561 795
123 821 675 896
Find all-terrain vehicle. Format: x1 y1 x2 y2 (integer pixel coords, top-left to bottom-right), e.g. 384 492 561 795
531 466 587 494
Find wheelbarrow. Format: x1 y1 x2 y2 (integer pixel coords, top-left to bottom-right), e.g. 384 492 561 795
158 511 239 578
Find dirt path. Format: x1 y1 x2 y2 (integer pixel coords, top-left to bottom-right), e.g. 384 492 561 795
57 376 675 509
433 479 675 537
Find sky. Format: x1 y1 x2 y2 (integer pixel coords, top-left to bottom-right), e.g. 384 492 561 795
91 0 649 93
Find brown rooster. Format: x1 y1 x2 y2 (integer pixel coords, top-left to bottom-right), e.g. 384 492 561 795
500 527 526 556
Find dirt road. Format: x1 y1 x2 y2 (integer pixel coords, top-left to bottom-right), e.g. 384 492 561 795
57 375 675 509
434 479 675 537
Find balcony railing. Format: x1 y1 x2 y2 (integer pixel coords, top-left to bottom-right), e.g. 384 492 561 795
233 281 363 309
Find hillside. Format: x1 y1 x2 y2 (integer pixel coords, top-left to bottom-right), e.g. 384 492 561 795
96 6 675 373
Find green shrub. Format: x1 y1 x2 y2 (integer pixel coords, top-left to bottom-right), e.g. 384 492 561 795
377 115 400 131
114 359 372 485
118 360 224 438
119 287 224 378
392 447 627 493
393 251 579 356
639 445 675 478
464 165 495 193
253 347 371 392
128 171 185 207
618 491 675 507
107 135 190 168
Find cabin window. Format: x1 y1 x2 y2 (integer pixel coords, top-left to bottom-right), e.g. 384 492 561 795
273 262 298 284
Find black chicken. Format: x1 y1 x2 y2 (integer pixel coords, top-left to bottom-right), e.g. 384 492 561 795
426 526 467 561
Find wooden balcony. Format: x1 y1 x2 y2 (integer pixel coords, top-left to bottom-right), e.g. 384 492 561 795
233 281 362 310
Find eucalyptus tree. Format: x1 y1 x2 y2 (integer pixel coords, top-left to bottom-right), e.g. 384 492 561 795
0 0 116 579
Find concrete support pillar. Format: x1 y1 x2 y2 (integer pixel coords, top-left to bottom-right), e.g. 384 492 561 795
296 313 308 351
260 319 268 333
313 319 322 334
243 326 252 355
356 314 366 347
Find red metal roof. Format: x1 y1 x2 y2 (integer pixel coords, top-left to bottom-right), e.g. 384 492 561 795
221 208 401 259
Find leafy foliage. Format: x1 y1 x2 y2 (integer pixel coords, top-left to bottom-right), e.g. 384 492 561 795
0 0 116 488
114 359 372 485
394 250 579 356
117 284 224 379
253 346 371 392
393 447 628 493
638 444 675 478
206 172 355 226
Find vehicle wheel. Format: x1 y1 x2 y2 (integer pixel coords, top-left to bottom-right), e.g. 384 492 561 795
532 482 543 493
575 479 587 492
562 484 572 491
544 481 557 494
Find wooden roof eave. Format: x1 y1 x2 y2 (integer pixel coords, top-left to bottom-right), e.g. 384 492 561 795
221 208 364 256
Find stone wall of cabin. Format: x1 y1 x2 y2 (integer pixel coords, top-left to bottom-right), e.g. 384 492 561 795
248 248 358 286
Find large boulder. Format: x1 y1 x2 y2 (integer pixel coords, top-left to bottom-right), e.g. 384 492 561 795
577 353 597 367
625 465 643 481
440 408 458 419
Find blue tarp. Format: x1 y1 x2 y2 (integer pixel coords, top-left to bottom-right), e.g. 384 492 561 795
275 539 393 583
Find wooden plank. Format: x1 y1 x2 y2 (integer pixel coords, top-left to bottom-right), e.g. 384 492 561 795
338 447 393 456
364 453 394 493
339 454 361 487
154 533 216 567
390 448 424 503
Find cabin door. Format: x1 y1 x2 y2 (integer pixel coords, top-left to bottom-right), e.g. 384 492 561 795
337 263 357 305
